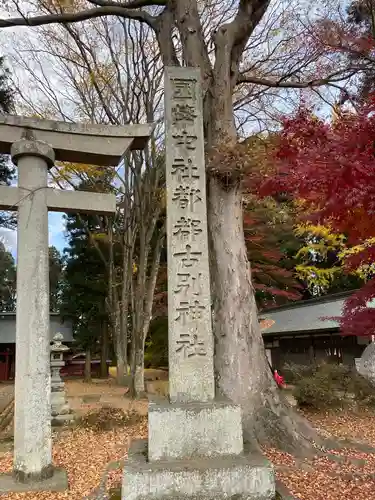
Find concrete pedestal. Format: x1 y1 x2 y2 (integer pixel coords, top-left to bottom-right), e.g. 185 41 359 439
0 467 68 493
148 398 243 462
122 398 275 500
122 440 275 500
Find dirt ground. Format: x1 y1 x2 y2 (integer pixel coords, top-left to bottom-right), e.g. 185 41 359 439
0 384 14 414
2 379 375 499
65 379 148 417
0 378 149 500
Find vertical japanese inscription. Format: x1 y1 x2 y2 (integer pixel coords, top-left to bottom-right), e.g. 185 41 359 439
165 67 215 403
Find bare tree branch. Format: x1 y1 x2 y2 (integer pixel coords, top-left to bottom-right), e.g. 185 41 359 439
230 0 272 66
87 0 165 7
169 0 212 85
0 5 156 29
237 70 360 88
153 7 179 66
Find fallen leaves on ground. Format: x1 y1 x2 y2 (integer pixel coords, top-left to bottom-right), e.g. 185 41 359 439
303 408 375 445
3 380 375 500
265 409 375 500
277 468 375 500
0 418 147 500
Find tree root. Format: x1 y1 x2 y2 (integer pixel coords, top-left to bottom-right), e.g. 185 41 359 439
246 389 375 462
276 479 300 500
324 437 375 454
249 399 327 458
243 390 348 459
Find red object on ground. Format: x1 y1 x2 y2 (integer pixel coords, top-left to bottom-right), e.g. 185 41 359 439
274 370 286 388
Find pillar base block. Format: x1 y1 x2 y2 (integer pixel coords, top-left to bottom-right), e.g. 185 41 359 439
0 467 68 493
148 397 243 462
122 440 275 500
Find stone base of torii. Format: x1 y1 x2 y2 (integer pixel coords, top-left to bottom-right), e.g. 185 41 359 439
0 114 153 493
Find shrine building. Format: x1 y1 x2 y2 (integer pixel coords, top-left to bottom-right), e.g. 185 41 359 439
0 312 73 381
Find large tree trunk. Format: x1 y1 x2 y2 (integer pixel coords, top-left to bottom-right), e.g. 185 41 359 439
84 348 92 383
207 175 324 456
114 305 128 386
100 320 109 379
130 336 146 399
129 220 164 399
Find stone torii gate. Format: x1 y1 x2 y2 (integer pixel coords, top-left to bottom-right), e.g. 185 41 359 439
0 115 153 493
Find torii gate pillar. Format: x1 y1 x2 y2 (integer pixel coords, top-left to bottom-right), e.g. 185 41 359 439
0 115 153 493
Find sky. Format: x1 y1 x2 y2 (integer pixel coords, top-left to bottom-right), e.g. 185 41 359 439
0 152 69 258
0 18 70 259
0 211 67 259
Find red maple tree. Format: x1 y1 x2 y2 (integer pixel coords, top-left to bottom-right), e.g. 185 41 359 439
261 100 375 335
242 199 303 309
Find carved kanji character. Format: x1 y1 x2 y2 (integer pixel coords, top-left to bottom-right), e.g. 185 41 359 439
172 185 202 210
175 332 207 358
172 104 197 123
175 299 205 324
174 244 202 268
173 130 197 150
175 272 202 295
173 217 202 241
171 78 196 100
171 158 199 182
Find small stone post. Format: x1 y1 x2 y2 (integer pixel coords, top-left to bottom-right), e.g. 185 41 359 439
50 333 73 426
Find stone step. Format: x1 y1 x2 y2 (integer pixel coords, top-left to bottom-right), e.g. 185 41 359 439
122 439 275 500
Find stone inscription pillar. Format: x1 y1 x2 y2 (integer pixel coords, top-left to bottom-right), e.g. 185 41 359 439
121 68 276 500
165 66 215 403
11 139 54 482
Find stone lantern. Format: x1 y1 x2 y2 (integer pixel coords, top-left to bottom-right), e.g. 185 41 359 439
50 333 74 426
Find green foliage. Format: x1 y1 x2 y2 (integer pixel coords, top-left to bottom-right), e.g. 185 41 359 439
281 362 314 385
293 365 345 410
0 244 60 313
294 376 343 410
349 374 375 407
294 223 364 298
0 242 16 311
243 196 304 309
292 363 375 410
49 246 63 312
144 316 168 368
60 203 109 352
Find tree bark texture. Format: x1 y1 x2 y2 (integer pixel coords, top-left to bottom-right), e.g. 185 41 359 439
129 230 165 398
108 222 129 386
84 348 92 383
100 320 109 378
114 303 128 386
208 177 324 455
